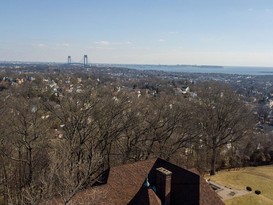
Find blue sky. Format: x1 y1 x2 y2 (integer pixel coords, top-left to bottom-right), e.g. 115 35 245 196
1 0 273 66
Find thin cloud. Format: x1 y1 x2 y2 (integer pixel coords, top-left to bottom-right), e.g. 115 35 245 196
56 43 70 47
88 46 114 50
94 41 110 46
158 39 165 42
123 41 132 45
112 41 132 45
90 41 133 50
93 41 132 46
33 43 48 48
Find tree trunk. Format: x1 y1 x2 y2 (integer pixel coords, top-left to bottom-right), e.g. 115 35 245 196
27 147 33 186
2 158 8 205
210 147 217 175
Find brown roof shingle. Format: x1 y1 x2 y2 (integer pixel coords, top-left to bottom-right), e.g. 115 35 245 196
92 159 157 205
46 158 224 205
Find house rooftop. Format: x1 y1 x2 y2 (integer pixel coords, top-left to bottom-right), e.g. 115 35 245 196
46 158 224 205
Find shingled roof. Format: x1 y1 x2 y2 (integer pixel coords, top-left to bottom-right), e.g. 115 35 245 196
95 159 158 205
49 158 224 205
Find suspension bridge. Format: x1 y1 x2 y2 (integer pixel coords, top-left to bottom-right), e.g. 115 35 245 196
66 55 89 67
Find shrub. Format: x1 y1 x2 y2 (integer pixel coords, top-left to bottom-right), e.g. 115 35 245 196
255 190 261 195
246 186 252 191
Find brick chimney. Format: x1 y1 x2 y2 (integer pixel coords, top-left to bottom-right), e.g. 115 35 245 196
156 167 172 205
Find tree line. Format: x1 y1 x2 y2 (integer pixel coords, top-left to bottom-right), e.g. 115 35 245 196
0 77 261 204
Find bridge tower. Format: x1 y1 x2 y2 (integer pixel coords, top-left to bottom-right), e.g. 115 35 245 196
83 55 88 67
67 56 71 64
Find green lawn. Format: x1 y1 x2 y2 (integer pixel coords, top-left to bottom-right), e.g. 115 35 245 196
209 165 273 205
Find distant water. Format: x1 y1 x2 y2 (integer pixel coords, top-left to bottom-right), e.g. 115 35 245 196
109 64 273 75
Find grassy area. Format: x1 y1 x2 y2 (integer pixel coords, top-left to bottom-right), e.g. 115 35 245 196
209 165 273 205
225 194 273 205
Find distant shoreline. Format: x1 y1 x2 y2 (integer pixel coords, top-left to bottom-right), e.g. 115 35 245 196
259 71 273 73
108 64 273 76
2 61 273 75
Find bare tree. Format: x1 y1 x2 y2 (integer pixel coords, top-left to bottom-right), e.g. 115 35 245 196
193 81 254 175
90 88 134 167
43 89 108 204
142 95 199 160
114 93 200 163
0 96 50 204
112 94 154 163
